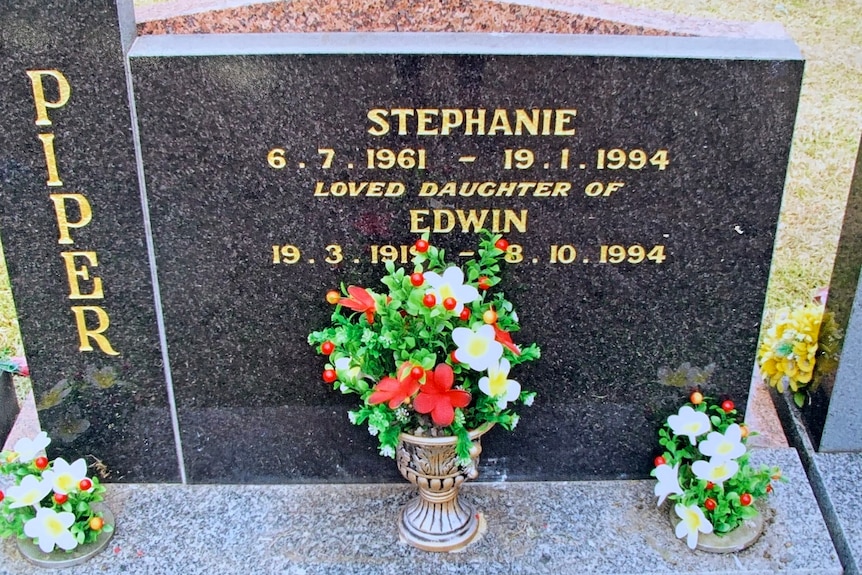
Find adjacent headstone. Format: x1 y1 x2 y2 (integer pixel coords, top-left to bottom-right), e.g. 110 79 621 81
0 372 19 444
129 33 802 482
807 135 862 452
0 0 181 481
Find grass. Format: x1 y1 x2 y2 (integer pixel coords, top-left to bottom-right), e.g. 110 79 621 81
608 0 862 310
2 1 860 401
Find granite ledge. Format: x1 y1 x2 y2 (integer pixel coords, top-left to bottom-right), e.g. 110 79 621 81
0 448 840 575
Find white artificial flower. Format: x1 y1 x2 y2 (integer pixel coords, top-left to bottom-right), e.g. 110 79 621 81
423 266 479 315
41 458 88 495
7 475 52 508
667 406 711 445
24 507 78 553
452 325 503 372
334 356 366 382
674 503 713 549
653 463 683 506
379 445 395 458
692 458 739 486
478 358 521 408
698 423 746 461
12 431 50 463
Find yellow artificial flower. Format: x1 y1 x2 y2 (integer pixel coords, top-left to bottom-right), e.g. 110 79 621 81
758 304 822 393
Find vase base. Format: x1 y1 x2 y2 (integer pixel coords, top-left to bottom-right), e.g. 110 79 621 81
16 504 115 568
398 499 482 552
669 505 765 553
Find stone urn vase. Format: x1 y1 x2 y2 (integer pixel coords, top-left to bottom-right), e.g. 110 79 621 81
396 423 493 552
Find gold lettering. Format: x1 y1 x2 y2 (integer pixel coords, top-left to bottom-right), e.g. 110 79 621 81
71 306 120 355
26 70 71 126
504 209 528 233
60 251 104 299
440 109 463 135
416 109 439 135
410 209 430 233
554 109 577 136
488 109 514 135
37 133 63 186
514 109 539 135
390 109 415 135
49 193 92 245
456 210 487 232
434 209 456 233
464 109 486 135
367 108 389 136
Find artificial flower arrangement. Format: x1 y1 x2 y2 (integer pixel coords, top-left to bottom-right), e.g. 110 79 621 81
652 392 784 550
0 431 112 553
308 231 540 462
758 292 841 407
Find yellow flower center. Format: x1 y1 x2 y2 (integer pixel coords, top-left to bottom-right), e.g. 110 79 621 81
45 516 65 537
684 508 702 530
56 473 75 493
716 442 733 456
488 371 506 396
468 337 488 357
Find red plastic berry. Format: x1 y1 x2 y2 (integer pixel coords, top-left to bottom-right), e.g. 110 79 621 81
721 399 735 413
478 276 491 291
34 456 49 470
653 456 666 467
320 341 335 355
325 290 340 305
414 239 429 253
410 272 424 287
690 391 704 405
410 366 424 380
706 481 715 490
54 492 68 505
79 478 93 491
450 350 459 364
740 493 752 506
423 293 436 308
483 309 498 324
459 308 471 321
322 369 337 383
494 238 510 251
443 297 457 311
766 484 774 494
0 490 4 503
704 498 717 511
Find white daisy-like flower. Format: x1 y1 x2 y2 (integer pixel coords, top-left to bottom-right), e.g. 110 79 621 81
41 458 88 495
478 358 521 408
12 431 50 463
667 405 711 445
674 503 713 549
698 423 746 461
692 458 739 486
24 507 78 553
452 325 503 372
653 463 683 506
7 475 52 508
423 266 479 314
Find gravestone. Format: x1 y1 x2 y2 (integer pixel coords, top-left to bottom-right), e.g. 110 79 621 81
128 33 803 482
0 0 804 483
0 0 180 481
806 135 862 452
0 372 19 444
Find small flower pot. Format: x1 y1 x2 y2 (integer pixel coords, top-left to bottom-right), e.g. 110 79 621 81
396 423 492 552
16 503 115 568
668 504 765 553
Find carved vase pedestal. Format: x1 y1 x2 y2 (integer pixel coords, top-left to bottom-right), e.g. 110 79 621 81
396 423 492 552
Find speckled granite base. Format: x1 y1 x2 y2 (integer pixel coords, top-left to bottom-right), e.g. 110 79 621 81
0 448 840 574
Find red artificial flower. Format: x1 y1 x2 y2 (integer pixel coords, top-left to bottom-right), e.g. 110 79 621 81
414 364 471 427
339 286 377 324
368 362 422 408
493 324 521 356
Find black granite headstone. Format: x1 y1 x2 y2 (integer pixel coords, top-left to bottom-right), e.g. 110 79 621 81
0 0 180 481
129 34 803 482
0 372 19 444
